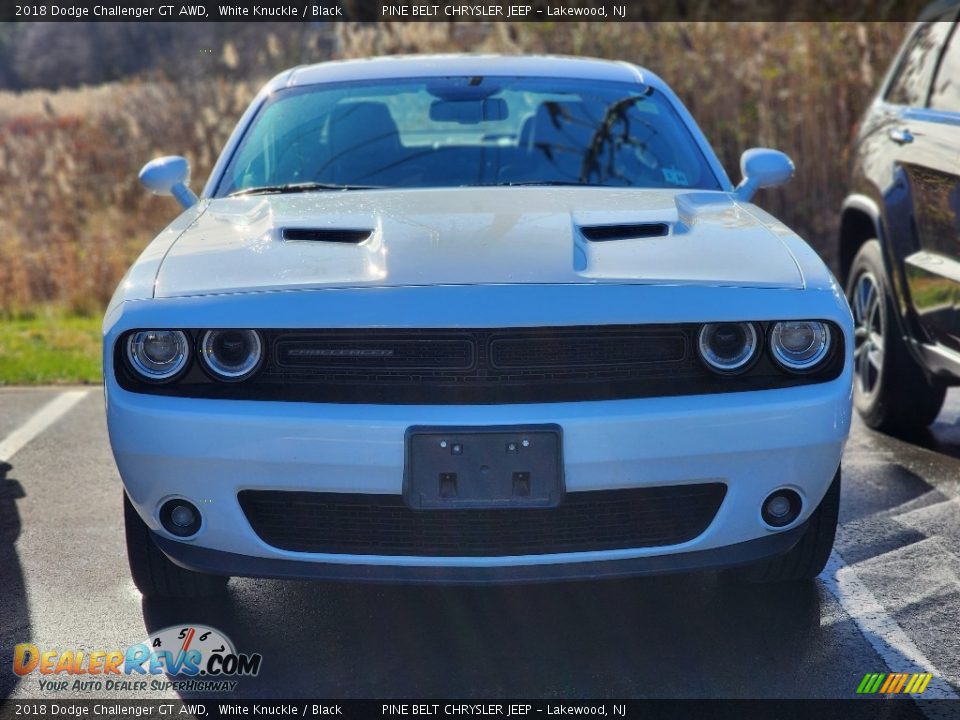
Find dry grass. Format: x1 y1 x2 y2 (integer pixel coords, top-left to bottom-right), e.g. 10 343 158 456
0 83 127 117
0 77 257 316
0 22 908 317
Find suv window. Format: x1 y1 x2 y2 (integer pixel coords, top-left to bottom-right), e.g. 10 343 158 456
885 22 953 107
930 24 960 112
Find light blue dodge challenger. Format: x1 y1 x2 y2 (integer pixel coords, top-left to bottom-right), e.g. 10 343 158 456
104 55 853 597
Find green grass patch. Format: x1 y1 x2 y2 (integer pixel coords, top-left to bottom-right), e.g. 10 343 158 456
0 313 102 385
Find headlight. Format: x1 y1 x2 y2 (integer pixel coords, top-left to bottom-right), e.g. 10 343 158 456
126 330 190 382
770 321 831 372
697 322 759 374
199 329 263 381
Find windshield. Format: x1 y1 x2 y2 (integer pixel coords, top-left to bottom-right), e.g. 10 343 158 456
215 76 722 195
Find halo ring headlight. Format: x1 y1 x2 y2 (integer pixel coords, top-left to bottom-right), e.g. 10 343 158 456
697 322 759 374
770 321 831 372
126 330 190 382
200 329 263 381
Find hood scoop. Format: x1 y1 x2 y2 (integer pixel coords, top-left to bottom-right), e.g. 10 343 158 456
579 223 670 242
282 228 372 244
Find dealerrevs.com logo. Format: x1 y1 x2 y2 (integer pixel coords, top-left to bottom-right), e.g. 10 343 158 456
13 625 261 693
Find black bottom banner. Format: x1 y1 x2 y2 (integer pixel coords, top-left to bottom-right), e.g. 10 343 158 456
0 699 956 720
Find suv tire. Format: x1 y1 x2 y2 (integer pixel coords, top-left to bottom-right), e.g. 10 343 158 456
846 240 945 432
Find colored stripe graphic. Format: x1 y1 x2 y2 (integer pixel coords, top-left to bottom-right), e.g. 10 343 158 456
857 672 933 695
893 674 909 693
905 673 932 694
869 673 886 693
857 673 886 694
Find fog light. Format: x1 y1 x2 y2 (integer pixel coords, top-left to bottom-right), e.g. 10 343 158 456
159 499 201 537
767 496 791 518
171 505 195 528
762 489 801 528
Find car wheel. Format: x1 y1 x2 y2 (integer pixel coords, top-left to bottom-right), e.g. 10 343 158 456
124 493 229 599
728 466 840 583
847 240 945 432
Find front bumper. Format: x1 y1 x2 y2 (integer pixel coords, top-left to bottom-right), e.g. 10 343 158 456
107 374 850 579
152 521 810 584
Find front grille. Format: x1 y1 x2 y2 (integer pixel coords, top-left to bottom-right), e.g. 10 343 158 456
116 323 845 403
490 331 684 369
237 484 727 557
276 335 476 370
267 326 688 383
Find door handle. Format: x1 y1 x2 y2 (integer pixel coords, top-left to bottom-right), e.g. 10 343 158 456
888 127 914 145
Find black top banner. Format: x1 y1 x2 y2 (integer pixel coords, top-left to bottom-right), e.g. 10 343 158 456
0 0 950 22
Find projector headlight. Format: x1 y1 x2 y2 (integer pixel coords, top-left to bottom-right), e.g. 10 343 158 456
126 330 190 382
770 321 831 372
697 322 760 374
199 329 263 381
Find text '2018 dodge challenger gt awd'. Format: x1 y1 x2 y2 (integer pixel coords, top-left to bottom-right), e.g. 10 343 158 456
104 55 853 598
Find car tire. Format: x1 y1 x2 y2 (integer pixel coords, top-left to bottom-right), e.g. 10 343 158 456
124 493 229 599
846 240 945 432
729 466 840 583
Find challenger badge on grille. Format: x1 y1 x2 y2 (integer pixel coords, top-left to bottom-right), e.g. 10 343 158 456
286 348 396 358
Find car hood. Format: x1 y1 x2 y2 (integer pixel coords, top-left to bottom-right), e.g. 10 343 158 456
153 187 804 298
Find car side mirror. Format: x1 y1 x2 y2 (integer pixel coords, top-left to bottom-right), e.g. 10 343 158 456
139 156 198 209
733 148 794 203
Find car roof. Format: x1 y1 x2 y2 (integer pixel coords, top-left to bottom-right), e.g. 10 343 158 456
272 54 657 91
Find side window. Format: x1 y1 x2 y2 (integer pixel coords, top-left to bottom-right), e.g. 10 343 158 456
885 22 953 107
930 25 960 112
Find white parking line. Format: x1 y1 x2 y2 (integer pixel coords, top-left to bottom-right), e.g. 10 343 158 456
822 538 959 703
0 390 90 462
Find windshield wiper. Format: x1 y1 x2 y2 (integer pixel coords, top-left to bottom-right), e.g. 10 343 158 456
229 182 382 197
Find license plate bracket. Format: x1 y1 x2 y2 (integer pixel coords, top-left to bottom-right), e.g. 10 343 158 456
404 424 564 510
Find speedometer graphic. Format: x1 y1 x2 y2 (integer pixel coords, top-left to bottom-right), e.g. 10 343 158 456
134 624 237 675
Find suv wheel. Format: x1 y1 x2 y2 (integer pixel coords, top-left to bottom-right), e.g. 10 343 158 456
124 493 229 599
847 240 945 432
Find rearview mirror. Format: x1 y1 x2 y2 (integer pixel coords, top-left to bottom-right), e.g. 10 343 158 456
429 98 508 124
139 155 198 209
733 148 794 203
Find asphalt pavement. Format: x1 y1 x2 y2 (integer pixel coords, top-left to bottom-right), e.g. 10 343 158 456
1 386 959 701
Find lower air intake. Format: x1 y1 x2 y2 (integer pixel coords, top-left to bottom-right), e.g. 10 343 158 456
238 483 727 557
